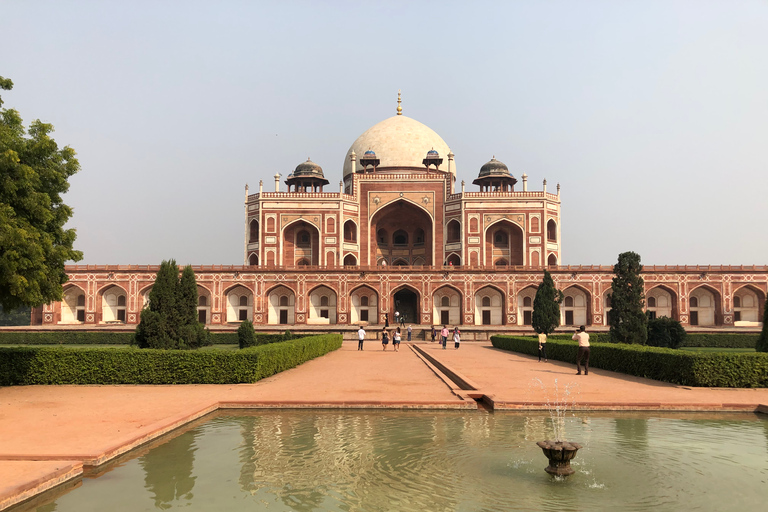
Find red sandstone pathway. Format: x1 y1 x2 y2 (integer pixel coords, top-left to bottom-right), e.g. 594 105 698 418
1 340 766 510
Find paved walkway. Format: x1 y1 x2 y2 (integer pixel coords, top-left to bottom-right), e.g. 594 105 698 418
1 341 766 510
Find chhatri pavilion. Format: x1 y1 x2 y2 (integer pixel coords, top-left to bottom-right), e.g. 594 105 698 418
33 94 766 331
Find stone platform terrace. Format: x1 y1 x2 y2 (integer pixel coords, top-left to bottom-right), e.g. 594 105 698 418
1 341 767 510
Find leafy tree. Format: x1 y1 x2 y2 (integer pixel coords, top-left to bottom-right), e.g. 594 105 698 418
608 251 648 344
0 76 82 310
647 316 686 349
532 270 564 334
238 319 256 348
0 305 32 326
135 260 210 349
757 296 768 353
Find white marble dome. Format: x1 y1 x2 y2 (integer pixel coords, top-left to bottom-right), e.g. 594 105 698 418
343 115 456 177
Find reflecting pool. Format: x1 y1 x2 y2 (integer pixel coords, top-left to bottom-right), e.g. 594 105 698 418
17 410 768 512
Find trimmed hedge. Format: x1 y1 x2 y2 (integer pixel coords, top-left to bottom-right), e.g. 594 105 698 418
0 331 295 346
0 334 342 385
540 332 757 349
0 331 135 345
491 335 768 388
680 334 758 349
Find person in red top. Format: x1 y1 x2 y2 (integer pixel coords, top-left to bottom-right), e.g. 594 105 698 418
572 325 590 375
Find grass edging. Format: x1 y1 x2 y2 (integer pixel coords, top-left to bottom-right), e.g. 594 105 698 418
491 335 768 388
0 334 342 385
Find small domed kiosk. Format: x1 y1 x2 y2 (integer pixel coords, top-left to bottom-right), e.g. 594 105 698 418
473 157 517 192
285 158 330 192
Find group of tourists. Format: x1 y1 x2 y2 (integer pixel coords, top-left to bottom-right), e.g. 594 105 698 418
538 325 591 375
362 317 591 375
431 325 460 349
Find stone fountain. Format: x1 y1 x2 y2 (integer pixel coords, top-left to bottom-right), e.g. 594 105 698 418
536 440 582 476
532 378 582 476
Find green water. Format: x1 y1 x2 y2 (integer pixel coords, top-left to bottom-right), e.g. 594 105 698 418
17 410 768 512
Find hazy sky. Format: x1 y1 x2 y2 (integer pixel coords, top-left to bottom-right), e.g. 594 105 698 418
4 1 767 266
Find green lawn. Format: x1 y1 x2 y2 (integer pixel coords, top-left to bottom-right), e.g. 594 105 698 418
679 347 756 354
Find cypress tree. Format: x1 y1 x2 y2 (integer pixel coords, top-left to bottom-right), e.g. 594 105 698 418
135 260 210 349
178 265 199 327
757 296 768 352
532 270 564 335
608 251 648 344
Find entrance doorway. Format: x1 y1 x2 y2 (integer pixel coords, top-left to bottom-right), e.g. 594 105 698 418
440 310 450 325
394 288 419 324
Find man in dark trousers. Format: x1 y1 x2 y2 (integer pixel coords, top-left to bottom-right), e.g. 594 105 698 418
572 325 590 375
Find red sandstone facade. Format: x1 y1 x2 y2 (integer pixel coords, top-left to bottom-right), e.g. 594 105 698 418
32 105 767 330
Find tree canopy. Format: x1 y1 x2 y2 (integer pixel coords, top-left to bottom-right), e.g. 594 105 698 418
0 76 82 310
532 270 564 335
608 251 648 344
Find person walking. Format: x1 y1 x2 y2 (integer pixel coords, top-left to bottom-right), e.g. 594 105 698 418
573 325 590 375
453 326 461 349
407 325 412 341
381 327 389 351
393 327 401 352
357 325 366 351
399 312 406 327
431 326 437 343
384 313 389 328
440 325 449 349
538 332 548 362
394 311 400 326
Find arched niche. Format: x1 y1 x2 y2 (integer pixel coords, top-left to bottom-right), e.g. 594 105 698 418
485 220 523 266
433 285 462 326
100 284 127 323
308 285 337 324
226 285 253 322
267 285 295 325
475 286 505 325
370 199 433 266
350 286 378 325
516 285 537 326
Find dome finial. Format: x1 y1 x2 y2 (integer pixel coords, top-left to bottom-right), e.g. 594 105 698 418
397 90 402 115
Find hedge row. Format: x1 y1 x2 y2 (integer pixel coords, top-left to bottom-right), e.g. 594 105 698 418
0 334 342 385
0 331 292 346
491 335 768 388
545 332 757 349
679 333 758 349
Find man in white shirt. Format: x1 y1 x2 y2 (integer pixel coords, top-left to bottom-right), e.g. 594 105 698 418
357 326 366 351
572 325 590 375
537 332 548 362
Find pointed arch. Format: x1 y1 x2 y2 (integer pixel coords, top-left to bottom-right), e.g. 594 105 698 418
308 284 338 324
433 284 463 325
99 284 128 323
392 283 422 325
561 284 592 326
196 284 212 324
61 284 87 324
516 285 538 326
645 284 678 321
688 284 722 326
267 284 295 325
350 285 379 325
475 284 506 325
484 218 524 266
547 219 557 242
249 219 259 242
225 284 254 323
343 219 358 243
731 284 764 323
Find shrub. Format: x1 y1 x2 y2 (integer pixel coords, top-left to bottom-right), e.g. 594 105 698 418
490 335 768 388
0 331 135 345
238 320 256 348
0 334 342 385
608 252 647 344
283 330 294 341
647 316 686 349
681 333 758 349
